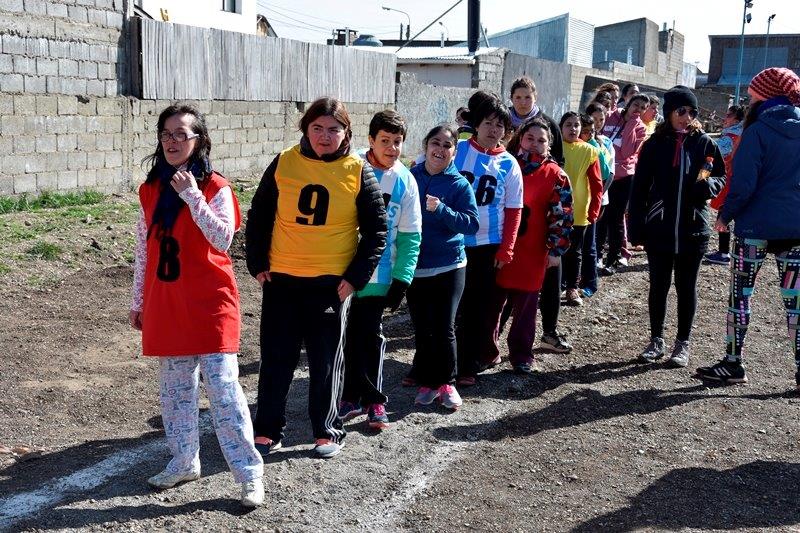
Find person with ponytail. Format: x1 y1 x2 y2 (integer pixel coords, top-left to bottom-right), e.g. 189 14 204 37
695 68 800 388
131 104 264 507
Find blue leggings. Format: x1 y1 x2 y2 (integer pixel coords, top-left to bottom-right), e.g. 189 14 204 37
725 237 800 366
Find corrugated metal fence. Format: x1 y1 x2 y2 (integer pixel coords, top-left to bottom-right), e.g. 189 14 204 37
135 18 396 103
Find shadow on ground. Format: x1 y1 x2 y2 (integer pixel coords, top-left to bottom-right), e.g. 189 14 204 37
572 460 800 532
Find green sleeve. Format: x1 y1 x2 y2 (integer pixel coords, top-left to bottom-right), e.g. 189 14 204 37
390 231 421 285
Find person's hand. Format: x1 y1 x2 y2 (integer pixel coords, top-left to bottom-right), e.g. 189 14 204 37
129 310 143 331
171 170 197 194
714 218 729 233
337 279 355 302
494 259 507 269
256 271 271 287
547 255 561 268
384 279 410 312
425 195 441 212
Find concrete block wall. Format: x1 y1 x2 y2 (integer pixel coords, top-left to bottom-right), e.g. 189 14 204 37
128 99 390 185
0 0 127 194
472 49 507 94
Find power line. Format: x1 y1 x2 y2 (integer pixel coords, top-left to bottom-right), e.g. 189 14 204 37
257 2 398 33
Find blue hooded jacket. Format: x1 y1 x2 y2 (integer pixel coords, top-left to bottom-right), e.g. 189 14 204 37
721 101 800 239
410 160 479 270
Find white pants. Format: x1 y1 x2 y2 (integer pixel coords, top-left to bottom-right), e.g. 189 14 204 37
158 353 263 483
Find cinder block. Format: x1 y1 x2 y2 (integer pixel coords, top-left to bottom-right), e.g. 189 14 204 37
13 94 35 114
87 8 106 26
89 44 107 62
86 151 105 169
13 135 35 154
23 153 47 173
106 11 123 29
0 73 23 92
67 151 87 169
67 5 88 23
14 173 36 194
96 62 114 80
57 95 77 115
56 133 77 151
79 61 98 79
25 36 48 57
12 55 34 75
69 41 91 62
35 94 57 115
0 175 13 196
46 1 68 17
104 79 117 96
104 151 121 167
102 115 121 132
95 97 120 115
0 95 11 114
56 170 78 190
61 77 87 96
95 133 114 150
48 40 70 58
77 97 96 115
58 58 79 77
22 0 45 15
24 75 46 94
76 133 95 150
77 168 97 187
23 115 46 134
36 171 58 190
0 53 11 73
36 57 58 76
0 0 24 11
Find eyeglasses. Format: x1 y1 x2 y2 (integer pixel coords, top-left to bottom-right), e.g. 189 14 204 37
159 131 199 143
675 107 698 119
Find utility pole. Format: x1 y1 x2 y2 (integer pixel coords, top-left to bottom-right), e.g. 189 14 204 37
734 0 753 104
467 0 480 54
764 14 776 69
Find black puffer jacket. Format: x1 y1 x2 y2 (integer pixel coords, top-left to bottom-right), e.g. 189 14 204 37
628 128 725 254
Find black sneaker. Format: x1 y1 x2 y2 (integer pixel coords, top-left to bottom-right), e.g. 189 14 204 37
693 358 748 384
599 265 616 277
666 340 690 368
540 332 573 354
513 362 536 375
638 337 666 363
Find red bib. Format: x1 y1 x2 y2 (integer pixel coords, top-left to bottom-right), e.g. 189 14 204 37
139 172 242 356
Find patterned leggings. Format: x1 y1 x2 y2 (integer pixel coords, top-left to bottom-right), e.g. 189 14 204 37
725 237 800 366
158 353 263 483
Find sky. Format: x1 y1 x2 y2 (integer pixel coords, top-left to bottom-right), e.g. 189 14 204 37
256 0 800 71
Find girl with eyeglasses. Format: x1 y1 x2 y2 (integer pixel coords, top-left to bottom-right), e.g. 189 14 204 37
131 104 264 507
628 86 725 369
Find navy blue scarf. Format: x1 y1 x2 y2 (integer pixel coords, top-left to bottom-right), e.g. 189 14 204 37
147 156 211 239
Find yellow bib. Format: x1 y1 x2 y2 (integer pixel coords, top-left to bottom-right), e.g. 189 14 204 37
270 145 362 277
562 141 599 226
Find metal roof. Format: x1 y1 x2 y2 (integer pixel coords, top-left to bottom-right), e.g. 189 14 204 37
364 45 501 65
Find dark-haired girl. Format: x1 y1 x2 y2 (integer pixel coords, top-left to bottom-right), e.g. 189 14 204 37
130 105 264 506
628 86 725 368
597 94 648 275
406 124 479 408
246 97 387 459
454 96 524 385
560 111 603 306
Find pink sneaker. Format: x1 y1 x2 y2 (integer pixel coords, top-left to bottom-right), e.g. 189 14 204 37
439 384 462 410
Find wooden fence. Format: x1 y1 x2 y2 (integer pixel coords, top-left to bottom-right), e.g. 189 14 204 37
134 18 396 103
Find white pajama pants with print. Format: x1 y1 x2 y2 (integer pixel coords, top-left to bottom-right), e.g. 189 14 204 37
158 353 263 483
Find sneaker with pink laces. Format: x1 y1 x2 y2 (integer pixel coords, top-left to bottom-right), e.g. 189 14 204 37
439 384 462 410
367 403 391 429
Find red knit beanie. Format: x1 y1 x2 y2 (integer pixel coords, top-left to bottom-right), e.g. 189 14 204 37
749 67 800 106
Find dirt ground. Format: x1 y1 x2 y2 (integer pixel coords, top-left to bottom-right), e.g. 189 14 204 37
1 193 799 532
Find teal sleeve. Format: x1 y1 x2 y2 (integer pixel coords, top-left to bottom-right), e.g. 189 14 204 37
391 231 421 285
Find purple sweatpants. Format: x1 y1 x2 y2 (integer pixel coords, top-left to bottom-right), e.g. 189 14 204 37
487 287 541 365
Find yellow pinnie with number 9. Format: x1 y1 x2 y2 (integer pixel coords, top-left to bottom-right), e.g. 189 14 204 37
245 96 388 460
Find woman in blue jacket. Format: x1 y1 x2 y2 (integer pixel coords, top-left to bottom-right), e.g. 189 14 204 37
405 124 479 410
695 68 800 388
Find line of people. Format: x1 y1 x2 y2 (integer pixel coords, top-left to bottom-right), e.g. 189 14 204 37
128 67 800 507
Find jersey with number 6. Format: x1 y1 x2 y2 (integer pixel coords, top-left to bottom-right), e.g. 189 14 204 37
454 138 523 247
269 144 362 277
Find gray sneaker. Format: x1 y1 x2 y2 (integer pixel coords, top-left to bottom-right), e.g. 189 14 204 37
666 339 690 368
638 337 666 363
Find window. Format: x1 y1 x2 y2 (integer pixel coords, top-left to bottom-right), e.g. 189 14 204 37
222 0 237 13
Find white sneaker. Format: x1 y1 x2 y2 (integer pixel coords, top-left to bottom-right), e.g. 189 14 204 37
147 468 200 489
241 478 264 508
439 384 462 409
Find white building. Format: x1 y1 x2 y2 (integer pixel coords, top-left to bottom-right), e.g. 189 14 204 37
134 0 257 35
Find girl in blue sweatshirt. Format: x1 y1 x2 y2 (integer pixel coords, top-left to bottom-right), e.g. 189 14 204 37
405 124 479 410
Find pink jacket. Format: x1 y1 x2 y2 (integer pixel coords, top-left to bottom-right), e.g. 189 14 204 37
602 109 646 179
